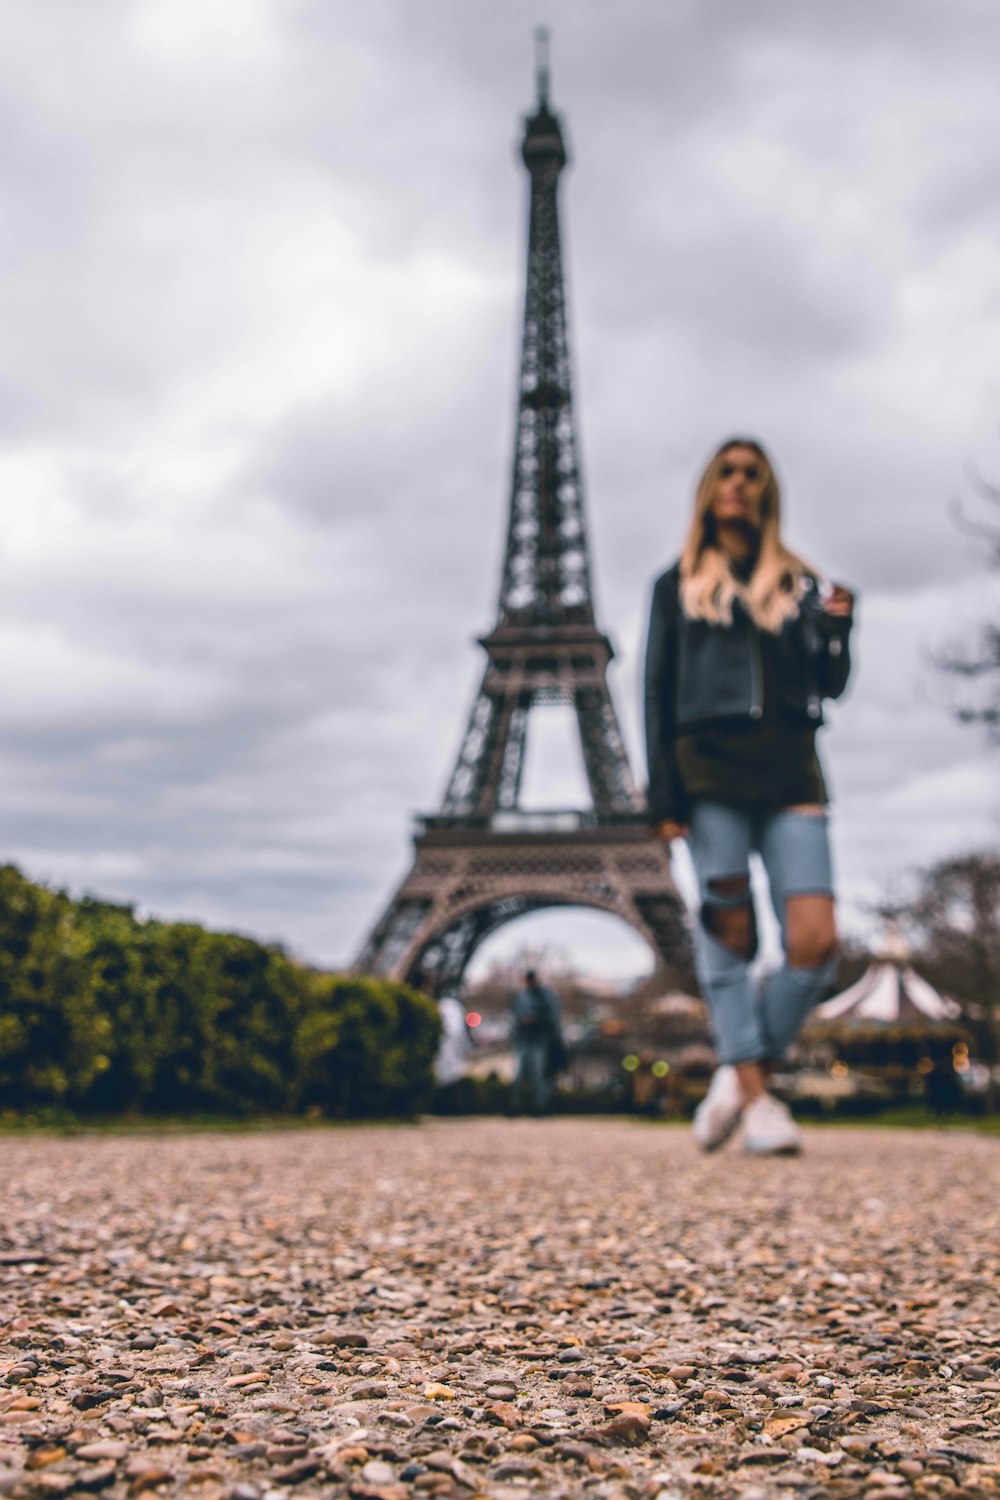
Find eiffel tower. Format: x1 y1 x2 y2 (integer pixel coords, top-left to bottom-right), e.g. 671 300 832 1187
356 35 685 991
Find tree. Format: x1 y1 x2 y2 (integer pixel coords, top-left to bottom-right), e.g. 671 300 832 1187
294 975 439 1118
0 863 441 1119
937 479 1000 734
0 866 113 1109
906 851 1000 1112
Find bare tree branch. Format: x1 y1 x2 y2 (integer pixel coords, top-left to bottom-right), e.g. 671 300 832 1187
938 474 1000 736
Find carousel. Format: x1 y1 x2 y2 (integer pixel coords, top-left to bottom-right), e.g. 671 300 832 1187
799 928 971 1105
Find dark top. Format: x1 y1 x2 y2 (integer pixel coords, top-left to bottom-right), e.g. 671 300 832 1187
643 558 855 822
674 625 828 806
511 983 561 1045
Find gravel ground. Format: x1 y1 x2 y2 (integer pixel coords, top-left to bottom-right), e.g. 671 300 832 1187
0 1119 997 1500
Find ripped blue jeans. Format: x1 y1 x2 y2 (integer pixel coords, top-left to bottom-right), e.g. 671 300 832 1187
687 801 837 1065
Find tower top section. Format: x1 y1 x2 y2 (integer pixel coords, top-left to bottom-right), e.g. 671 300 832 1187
522 27 567 174
497 32 594 629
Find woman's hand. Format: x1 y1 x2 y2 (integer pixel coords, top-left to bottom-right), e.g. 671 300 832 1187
655 819 689 842
823 583 854 618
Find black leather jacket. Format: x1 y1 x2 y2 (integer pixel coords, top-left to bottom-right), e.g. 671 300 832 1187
643 562 854 823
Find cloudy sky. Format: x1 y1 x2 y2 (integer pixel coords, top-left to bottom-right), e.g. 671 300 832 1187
1 0 997 979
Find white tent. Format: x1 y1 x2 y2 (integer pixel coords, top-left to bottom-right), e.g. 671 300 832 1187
812 961 960 1027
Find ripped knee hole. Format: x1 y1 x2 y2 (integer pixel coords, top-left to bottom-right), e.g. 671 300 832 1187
707 875 751 900
701 876 758 959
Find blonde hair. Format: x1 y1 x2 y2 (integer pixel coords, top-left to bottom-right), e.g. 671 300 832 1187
679 438 813 634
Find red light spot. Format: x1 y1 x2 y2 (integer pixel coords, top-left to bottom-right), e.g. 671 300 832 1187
466 1011 482 1028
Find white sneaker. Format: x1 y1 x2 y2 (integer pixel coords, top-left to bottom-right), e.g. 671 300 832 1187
692 1065 744 1152
742 1093 802 1156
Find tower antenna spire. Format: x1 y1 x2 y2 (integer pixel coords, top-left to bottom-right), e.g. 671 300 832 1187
535 25 550 107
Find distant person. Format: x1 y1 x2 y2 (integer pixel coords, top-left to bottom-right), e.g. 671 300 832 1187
510 968 565 1116
644 437 855 1155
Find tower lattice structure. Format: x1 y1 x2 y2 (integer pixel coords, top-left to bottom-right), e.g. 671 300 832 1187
355 38 686 991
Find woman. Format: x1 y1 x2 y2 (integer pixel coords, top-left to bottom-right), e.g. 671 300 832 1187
644 438 855 1155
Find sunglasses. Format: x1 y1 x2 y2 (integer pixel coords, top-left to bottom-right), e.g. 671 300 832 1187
719 462 760 481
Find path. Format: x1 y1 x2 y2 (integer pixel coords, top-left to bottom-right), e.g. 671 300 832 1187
0 1120 997 1499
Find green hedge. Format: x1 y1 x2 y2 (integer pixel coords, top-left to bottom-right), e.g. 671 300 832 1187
0 865 439 1119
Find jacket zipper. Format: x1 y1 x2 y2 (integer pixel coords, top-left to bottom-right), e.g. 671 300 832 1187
748 628 763 719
